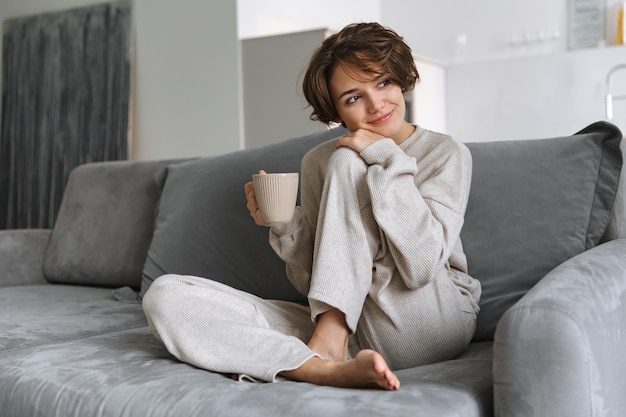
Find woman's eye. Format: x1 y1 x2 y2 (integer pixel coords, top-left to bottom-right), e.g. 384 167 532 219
379 79 391 88
346 95 359 105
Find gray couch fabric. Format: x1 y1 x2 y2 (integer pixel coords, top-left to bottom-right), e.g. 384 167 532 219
494 238 626 417
141 128 346 302
602 139 626 241
0 121 624 417
0 327 493 417
44 159 181 288
462 121 623 340
0 285 146 354
0 229 50 286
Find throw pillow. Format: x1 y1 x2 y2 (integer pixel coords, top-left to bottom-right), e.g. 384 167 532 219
44 159 180 288
461 121 623 341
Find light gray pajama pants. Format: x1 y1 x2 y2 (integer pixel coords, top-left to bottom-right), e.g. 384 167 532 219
142 147 476 382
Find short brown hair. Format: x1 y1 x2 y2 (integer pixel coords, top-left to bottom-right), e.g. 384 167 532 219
302 22 418 125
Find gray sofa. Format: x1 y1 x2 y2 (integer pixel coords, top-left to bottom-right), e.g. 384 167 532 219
1 121 625 417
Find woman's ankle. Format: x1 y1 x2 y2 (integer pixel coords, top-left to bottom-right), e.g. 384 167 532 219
307 308 350 361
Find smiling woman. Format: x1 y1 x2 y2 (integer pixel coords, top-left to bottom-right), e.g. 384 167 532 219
143 22 481 391
302 22 418 126
328 65 414 146
301 23 419 146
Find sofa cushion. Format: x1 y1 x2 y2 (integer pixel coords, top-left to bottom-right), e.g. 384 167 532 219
0 326 493 417
44 159 179 288
0 285 145 354
141 128 346 301
461 121 623 341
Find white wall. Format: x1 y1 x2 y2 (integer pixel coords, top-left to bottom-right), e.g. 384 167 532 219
236 0 380 39
382 0 565 64
132 0 241 159
241 29 331 149
237 0 626 65
410 56 447 133
238 0 599 63
0 0 242 160
446 46 626 142
382 0 626 64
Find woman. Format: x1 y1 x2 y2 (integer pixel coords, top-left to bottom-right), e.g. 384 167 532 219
142 22 481 391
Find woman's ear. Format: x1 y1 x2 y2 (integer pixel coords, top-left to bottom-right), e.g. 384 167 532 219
332 118 346 128
328 120 345 129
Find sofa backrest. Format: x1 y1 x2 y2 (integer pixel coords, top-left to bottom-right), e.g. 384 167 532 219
461 121 623 340
136 121 622 342
44 121 623 344
43 159 183 288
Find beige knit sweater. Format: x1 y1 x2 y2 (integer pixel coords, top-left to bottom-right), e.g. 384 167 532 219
269 126 481 367
143 126 483 380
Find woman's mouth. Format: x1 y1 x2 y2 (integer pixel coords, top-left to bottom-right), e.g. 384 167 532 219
370 110 393 125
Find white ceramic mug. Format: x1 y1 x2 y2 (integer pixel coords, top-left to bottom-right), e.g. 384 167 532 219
252 172 299 224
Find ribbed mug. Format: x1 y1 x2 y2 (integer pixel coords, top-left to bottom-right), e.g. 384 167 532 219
252 173 299 224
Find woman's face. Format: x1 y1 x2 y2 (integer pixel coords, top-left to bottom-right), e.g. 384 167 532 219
329 63 413 143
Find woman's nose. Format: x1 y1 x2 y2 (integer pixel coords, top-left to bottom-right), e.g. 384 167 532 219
367 94 385 113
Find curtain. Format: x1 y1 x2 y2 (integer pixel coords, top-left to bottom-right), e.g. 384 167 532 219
0 1 131 229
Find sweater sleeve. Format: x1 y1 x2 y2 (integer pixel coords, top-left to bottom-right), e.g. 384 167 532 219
268 142 332 296
360 137 472 290
267 209 313 296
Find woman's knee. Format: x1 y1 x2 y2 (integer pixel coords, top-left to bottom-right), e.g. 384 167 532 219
142 274 185 315
144 274 179 297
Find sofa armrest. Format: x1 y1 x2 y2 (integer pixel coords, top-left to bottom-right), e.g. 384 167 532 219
493 239 626 417
0 229 51 287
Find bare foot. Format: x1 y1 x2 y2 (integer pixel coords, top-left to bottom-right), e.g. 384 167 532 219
281 349 400 391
